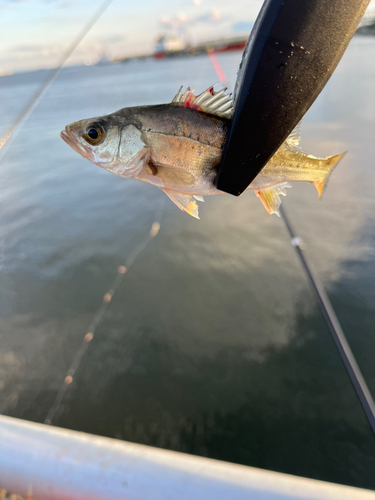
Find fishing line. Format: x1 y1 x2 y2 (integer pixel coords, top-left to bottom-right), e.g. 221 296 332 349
207 50 375 437
0 0 115 164
206 50 228 86
45 206 163 426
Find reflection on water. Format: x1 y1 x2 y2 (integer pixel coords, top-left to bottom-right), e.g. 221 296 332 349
0 37 375 489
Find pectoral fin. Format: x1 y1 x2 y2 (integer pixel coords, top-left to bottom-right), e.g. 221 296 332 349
151 164 196 187
162 189 201 219
255 184 291 216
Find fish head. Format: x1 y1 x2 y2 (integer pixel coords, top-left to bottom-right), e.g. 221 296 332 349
61 117 118 167
61 115 149 178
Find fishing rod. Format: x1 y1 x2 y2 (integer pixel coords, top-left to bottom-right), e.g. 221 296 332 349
0 0 115 164
280 205 375 436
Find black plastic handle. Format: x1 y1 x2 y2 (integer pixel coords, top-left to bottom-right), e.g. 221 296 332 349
215 0 370 196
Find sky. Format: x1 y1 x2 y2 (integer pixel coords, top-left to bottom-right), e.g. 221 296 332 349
0 0 374 75
0 0 263 74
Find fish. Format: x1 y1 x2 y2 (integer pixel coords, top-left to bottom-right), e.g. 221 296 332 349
61 85 346 219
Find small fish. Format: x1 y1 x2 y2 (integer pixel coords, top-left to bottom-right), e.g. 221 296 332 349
61 85 345 219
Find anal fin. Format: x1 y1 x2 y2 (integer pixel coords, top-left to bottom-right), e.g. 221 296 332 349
162 189 201 219
255 183 291 216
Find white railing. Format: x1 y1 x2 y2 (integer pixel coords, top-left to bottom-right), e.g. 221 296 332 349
0 415 374 500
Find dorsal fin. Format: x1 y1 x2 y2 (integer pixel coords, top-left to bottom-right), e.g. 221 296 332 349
286 121 301 147
171 85 234 119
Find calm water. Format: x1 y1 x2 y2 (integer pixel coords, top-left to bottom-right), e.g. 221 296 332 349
1 37 375 490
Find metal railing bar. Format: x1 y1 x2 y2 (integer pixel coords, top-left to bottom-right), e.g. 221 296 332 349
1 415 374 500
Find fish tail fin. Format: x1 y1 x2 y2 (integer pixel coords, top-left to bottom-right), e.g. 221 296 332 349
313 152 347 200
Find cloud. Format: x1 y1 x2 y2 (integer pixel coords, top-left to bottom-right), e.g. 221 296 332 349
160 10 224 31
5 0 67 3
191 11 222 25
11 43 60 57
58 0 72 8
101 34 126 44
11 43 46 53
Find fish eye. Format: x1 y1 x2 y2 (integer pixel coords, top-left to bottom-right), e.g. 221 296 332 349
83 122 105 145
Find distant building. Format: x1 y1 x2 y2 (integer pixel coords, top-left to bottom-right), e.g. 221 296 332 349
154 35 186 59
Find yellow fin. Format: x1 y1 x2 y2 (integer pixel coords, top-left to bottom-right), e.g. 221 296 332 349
312 152 347 200
162 189 200 219
255 183 291 216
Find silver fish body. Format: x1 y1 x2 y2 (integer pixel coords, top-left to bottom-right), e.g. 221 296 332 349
61 86 345 218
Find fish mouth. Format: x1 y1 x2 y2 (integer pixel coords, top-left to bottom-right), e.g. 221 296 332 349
60 127 71 144
60 126 89 156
